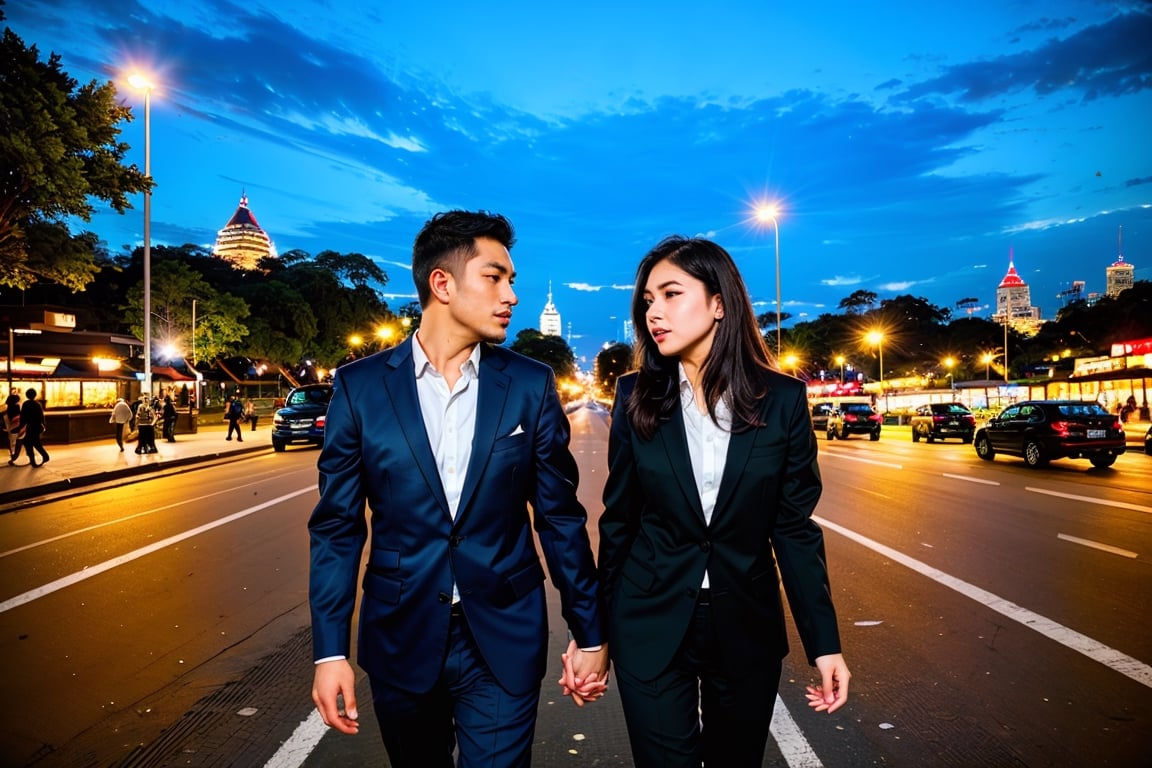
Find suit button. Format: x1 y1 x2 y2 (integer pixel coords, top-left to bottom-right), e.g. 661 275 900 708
699 540 711 552
449 535 463 547
438 592 450 603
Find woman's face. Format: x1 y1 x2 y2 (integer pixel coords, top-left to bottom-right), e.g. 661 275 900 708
642 259 723 364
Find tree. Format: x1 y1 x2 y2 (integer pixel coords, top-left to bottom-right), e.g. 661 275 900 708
594 342 633 398
838 290 878 314
510 328 577 381
0 24 150 290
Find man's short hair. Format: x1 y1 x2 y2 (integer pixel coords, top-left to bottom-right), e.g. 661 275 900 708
412 210 515 306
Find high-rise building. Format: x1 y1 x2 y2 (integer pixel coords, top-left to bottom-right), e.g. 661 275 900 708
1106 226 1135 297
540 282 562 336
995 251 1042 335
213 193 276 270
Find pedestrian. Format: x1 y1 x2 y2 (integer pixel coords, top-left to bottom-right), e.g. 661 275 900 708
134 398 158 454
225 395 245 441
597 236 850 768
244 397 258 431
162 396 178 442
5 388 21 463
309 210 607 768
109 397 133 451
17 388 50 467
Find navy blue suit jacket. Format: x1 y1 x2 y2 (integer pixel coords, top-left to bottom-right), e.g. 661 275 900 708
309 338 603 696
599 370 841 682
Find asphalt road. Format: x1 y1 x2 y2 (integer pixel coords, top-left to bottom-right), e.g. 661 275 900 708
1 407 1149 767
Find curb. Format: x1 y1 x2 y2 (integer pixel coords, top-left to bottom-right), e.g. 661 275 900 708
0 444 268 508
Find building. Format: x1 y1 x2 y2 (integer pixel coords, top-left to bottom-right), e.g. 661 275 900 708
1105 225 1135 298
540 282 562 336
994 253 1042 336
213 193 276 270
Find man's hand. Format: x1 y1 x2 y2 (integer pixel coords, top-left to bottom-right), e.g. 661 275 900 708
312 659 360 734
805 653 850 714
557 640 609 707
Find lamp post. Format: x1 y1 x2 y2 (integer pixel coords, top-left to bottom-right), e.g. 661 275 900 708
755 203 782 355
866 330 884 408
944 356 955 396
129 74 155 399
981 352 993 381
784 353 798 378
835 355 845 387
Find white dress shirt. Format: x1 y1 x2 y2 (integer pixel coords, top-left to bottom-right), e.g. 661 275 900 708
678 363 732 589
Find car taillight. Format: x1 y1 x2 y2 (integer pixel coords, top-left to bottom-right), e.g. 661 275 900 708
870 414 881 422
845 414 857 423
933 415 947 422
316 415 326 429
1050 420 1070 437
1112 420 1124 432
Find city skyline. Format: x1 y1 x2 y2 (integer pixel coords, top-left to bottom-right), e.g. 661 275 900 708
6 1 1150 363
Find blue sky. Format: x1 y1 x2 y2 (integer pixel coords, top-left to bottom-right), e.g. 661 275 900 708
8 0 1151 363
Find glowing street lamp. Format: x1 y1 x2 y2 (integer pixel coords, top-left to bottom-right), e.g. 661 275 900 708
943 356 955 395
784 353 799 378
981 352 994 381
128 73 155 398
866 330 884 406
835 354 846 385
754 202 782 355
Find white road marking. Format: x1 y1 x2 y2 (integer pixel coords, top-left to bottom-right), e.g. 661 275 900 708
0 487 317 614
263 710 329 768
816 515 1152 689
942 473 1000 486
771 694 824 767
0 476 297 559
821 452 902 470
1057 533 1138 559
1026 487 1152 515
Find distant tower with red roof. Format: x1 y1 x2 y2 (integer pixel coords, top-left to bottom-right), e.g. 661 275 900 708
213 193 276 270
1105 226 1135 298
995 250 1042 335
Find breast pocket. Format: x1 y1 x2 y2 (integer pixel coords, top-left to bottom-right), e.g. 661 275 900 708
492 432 529 453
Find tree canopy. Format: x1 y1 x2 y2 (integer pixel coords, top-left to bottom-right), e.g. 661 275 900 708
509 329 577 381
0 24 150 290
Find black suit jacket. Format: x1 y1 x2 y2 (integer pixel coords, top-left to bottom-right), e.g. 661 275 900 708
599 370 841 681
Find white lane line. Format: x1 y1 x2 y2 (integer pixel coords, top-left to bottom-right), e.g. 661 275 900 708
815 515 1152 690
771 693 824 767
263 709 329 768
942 473 1000 486
0 476 299 559
821 452 903 470
0 487 316 614
1026 487 1152 515
1057 533 1138 559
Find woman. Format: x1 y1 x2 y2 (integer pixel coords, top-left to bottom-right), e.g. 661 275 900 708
598 236 849 768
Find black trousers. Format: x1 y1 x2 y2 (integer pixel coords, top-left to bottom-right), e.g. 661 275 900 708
616 596 783 768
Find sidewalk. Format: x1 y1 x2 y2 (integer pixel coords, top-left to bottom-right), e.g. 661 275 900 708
0 421 268 507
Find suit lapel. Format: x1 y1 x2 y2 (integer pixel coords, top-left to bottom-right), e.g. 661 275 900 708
658 406 707 524
455 346 509 522
381 339 450 516
712 376 775 521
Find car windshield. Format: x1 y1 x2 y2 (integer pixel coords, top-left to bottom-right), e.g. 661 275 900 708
289 388 331 406
934 404 970 414
843 404 874 414
1055 403 1109 417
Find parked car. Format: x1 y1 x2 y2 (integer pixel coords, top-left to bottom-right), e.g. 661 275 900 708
810 402 836 432
271 383 333 452
973 400 1126 468
911 402 976 443
827 402 882 441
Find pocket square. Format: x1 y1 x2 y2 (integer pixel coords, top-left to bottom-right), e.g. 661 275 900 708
508 424 525 437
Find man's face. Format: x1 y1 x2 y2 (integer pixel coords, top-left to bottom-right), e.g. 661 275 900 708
445 237 519 343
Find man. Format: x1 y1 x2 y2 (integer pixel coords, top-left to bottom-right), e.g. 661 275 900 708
5 388 21 463
309 210 607 767
18 388 50 467
110 397 133 451
225 395 244 441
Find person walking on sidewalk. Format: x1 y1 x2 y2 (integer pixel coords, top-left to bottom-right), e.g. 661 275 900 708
110 397 133 451
244 398 258 431
134 398 158 454
5 388 21 463
17 388 50 467
161 396 178 442
599 236 850 768
225 395 244 442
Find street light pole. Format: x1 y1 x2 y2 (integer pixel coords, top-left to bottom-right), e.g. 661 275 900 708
754 204 782 355
866 330 884 409
130 74 155 399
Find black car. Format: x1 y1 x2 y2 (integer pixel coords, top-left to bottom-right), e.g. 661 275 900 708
911 402 976 443
271 383 333 452
827 402 882 441
973 400 1126 468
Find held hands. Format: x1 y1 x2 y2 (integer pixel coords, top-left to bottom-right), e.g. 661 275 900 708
313 659 360 735
805 653 850 714
557 640 610 707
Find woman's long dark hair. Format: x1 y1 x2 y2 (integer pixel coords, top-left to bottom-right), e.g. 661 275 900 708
626 236 777 440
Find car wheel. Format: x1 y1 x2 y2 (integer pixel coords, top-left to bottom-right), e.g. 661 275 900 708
1023 440 1048 468
870 429 880 441
1089 455 1116 469
912 428 920 442
272 438 286 452
838 426 848 440
926 431 935 444
826 427 835 440
974 434 995 461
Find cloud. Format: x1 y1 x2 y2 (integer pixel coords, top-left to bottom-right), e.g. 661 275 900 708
877 281 919 292
820 275 866 287
565 282 633 292
1125 176 1152 187
899 10 1152 103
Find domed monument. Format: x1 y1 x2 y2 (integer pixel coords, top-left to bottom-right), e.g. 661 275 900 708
213 193 276 270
